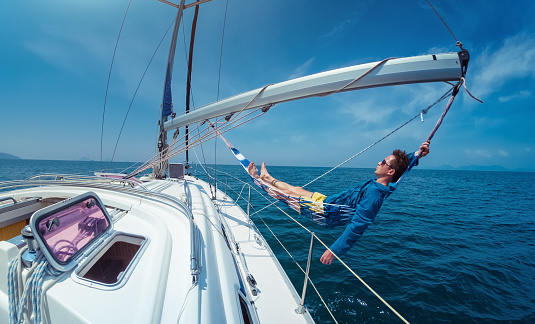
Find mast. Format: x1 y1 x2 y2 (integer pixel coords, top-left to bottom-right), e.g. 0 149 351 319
185 3 200 170
154 0 213 179
154 0 187 179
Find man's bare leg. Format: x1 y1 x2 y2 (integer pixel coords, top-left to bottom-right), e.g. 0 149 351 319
259 162 313 198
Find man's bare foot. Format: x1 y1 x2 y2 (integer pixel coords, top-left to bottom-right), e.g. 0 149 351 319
247 162 259 178
260 162 275 183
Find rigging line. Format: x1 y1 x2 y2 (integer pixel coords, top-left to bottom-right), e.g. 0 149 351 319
196 124 215 194
127 108 266 178
134 114 216 176
301 87 453 188
166 110 265 159
100 0 132 170
224 172 408 323
127 119 208 176
205 173 340 322
111 16 176 163
318 57 395 97
461 77 483 103
425 0 461 47
128 108 266 177
164 95 266 168
243 201 339 324
216 0 230 100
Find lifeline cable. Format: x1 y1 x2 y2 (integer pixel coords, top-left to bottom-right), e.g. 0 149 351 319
200 166 341 323
205 165 409 324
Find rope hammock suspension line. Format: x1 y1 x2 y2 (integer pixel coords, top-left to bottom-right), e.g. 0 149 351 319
207 164 409 324
302 85 454 188
216 81 464 229
125 106 269 178
126 80 276 178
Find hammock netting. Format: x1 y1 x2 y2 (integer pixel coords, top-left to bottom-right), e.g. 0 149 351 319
222 137 355 227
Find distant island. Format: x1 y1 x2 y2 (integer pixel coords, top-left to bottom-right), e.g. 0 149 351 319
0 153 21 160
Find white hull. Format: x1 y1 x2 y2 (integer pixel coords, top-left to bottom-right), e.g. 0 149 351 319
0 175 314 323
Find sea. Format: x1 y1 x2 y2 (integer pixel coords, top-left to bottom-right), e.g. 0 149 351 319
1 159 534 324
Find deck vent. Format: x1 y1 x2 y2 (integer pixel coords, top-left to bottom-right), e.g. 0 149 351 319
169 163 185 179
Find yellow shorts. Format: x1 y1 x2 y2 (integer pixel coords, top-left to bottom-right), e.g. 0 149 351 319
299 192 327 214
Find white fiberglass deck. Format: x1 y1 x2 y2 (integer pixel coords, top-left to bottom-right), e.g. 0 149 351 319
0 176 314 323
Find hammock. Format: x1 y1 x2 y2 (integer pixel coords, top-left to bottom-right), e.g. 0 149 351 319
216 79 469 227
217 133 355 227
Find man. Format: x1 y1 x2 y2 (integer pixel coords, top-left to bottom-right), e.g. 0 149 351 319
247 140 430 265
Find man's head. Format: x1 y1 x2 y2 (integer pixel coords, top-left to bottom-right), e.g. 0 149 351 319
390 149 411 182
375 149 411 184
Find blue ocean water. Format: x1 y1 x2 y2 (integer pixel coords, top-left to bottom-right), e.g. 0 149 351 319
1 159 534 323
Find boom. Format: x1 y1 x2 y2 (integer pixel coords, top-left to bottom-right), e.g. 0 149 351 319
164 51 468 132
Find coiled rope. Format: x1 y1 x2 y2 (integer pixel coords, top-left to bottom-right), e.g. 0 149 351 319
8 250 65 324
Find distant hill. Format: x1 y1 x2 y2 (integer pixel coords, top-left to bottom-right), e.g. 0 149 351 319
429 164 533 172
0 153 21 160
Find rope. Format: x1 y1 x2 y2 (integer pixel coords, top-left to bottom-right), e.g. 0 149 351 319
318 57 395 97
8 249 65 324
251 187 410 323
425 0 461 48
111 15 176 164
301 86 453 188
216 0 230 101
461 77 483 103
205 167 340 323
208 166 407 323
126 101 270 178
100 0 132 170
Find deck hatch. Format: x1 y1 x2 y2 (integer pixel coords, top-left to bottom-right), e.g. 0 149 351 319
30 192 112 272
73 232 148 289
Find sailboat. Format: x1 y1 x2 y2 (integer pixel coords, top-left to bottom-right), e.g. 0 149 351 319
0 1 470 323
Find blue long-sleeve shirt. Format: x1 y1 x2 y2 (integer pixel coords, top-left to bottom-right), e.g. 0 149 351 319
324 153 417 256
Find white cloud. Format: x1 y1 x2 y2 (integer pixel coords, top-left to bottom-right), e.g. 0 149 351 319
470 32 535 100
498 90 532 102
472 117 506 128
287 57 315 80
464 149 492 158
337 97 397 126
320 18 355 41
289 135 306 143
498 150 509 157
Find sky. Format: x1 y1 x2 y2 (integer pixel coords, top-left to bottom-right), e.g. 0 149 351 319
1 0 534 171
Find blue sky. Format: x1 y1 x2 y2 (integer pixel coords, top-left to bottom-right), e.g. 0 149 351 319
1 0 534 171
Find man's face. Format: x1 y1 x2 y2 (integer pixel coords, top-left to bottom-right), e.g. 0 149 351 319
374 154 396 178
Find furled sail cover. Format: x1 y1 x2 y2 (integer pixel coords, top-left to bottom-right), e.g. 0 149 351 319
162 67 174 118
218 133 354 227
162 7 184 119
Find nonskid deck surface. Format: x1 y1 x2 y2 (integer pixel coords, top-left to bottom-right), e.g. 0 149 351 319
0 176 314 323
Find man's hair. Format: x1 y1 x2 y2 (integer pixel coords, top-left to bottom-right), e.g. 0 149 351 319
390 149 411 182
